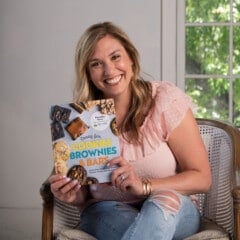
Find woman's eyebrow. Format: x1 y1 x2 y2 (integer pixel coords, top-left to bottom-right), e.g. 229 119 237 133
109 49 121 56
89 58 100 63
89 49 121 63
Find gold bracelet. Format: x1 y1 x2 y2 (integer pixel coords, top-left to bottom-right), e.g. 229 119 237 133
142 178 152 196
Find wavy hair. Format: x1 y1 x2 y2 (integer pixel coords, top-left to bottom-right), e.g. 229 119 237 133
73 22 152 143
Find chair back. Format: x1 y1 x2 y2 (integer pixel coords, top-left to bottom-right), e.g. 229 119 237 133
197 119 240 238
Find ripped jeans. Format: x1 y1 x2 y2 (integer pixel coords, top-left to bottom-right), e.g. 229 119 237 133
78 191 200 240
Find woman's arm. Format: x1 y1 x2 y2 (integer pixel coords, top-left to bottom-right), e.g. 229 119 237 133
151 109 211 195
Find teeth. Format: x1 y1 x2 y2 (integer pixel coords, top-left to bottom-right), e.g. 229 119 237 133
106 75 121 84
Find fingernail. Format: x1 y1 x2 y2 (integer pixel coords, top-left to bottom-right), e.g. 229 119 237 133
73 179 78 184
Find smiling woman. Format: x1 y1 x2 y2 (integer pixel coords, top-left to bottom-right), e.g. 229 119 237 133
87 35 134 100
48 22 211 240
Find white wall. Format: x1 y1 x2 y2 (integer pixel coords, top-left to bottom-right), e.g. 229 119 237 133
0 0 161 239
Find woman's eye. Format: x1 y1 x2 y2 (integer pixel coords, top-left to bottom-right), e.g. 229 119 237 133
111 54 120 61
90 61 102 68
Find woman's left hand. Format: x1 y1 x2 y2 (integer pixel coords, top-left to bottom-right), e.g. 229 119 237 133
108 156 143 196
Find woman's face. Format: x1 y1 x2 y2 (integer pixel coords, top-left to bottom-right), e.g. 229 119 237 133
87 35 133 99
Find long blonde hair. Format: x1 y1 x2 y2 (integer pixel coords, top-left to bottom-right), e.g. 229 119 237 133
73 22 152 143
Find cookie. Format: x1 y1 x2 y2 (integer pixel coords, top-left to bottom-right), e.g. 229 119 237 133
86 177 99 185
82 100 100 111
65 117 89 140
52 141 71 162
110 118 118 136
100 99 115 115
54 160 68 175
67 165 87 185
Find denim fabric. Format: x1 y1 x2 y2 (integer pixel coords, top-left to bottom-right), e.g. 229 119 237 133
78 195 200 240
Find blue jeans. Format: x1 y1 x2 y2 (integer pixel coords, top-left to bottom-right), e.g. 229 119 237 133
78 195 200 240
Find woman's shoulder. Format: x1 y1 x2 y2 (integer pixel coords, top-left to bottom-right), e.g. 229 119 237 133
150 80 183 98
146 80 195 138
149 80 192 109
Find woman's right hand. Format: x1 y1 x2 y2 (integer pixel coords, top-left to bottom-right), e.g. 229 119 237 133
49 174 81 204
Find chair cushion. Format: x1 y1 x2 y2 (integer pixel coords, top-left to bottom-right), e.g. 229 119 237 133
184 217 230 240
56 217 229 240
56 227 97 240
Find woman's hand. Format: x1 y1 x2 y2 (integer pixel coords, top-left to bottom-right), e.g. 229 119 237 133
108 157 144 196
49 174 85 204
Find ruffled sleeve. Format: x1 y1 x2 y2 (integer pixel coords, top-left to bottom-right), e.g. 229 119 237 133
152 81 195 140
119 81 195 160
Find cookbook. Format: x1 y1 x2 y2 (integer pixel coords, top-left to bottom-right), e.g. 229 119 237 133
49 99 119 185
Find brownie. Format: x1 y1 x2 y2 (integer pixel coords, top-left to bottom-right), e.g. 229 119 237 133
69 102 85 114
65 117 88 140
51 105 71 123
51 121 65 141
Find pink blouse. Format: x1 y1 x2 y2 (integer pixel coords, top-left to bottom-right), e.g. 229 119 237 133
89 81 194 203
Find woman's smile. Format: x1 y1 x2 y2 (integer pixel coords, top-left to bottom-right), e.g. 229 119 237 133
104 75 122 85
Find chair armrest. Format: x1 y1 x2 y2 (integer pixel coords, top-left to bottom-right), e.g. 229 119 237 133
40 179 54 240
40 180 53 206
232 186 240 240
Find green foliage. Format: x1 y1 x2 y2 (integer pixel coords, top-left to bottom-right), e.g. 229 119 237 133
186 78 229 120
186 26 229 75
185 0 240 127
186 0 230 22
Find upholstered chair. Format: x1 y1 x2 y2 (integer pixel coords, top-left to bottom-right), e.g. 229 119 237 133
40 119 240 240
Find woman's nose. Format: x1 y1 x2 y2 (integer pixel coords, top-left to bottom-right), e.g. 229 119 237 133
103 61 114 76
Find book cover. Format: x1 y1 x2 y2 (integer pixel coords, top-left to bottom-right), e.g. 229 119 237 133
49 99 119 185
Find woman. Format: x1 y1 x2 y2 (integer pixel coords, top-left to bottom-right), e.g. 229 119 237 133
49 22 211 240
